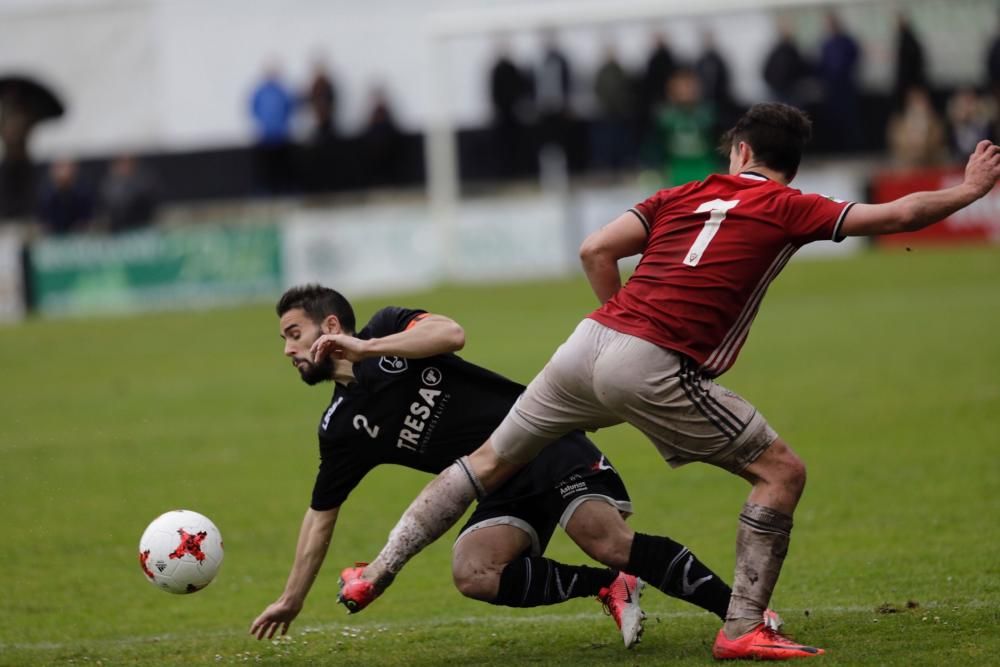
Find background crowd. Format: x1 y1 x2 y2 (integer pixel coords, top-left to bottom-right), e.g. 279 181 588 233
5 7 1000 238
484 10 999 182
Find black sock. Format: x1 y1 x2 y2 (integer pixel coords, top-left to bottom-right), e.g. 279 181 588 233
626 532 732 620
490 556 617 608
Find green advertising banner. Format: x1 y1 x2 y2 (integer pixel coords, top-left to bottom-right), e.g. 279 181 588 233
29 225 282 316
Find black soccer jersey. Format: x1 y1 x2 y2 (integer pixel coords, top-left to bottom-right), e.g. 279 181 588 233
310 306 611 511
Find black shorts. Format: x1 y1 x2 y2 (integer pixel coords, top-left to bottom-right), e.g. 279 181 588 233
455 468 632 556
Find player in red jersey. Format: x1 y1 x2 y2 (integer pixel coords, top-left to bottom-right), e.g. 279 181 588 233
338 103 1000 659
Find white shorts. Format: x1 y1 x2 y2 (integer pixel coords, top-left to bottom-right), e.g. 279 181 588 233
492 319 777 474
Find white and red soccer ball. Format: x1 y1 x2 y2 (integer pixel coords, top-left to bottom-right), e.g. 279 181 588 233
138 510 224 594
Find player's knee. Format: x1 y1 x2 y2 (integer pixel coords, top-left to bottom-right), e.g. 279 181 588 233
788 458 807 500
451 562 499 602
768 440 807 498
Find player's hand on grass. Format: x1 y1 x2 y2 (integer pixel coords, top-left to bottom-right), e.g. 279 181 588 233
964 140 1000 198
249 599 302 640
310 333 371 363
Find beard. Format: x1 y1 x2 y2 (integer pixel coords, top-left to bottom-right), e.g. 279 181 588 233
296 355 334 385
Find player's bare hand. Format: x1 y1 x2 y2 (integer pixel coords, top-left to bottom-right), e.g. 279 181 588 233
310 334 371 363
249 599 302 640
964 140 1000 198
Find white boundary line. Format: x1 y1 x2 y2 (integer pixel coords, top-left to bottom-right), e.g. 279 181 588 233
2 600 992 652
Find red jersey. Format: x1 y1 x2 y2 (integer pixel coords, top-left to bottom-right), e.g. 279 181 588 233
589 172 854 377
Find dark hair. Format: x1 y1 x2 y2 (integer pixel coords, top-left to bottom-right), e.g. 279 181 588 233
719 103 812 181
276 284 356 334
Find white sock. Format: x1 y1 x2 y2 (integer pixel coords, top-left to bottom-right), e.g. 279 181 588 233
365 460 479 584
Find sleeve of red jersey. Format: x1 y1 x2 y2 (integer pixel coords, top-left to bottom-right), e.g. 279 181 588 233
630 186 685 234
783 192 856 245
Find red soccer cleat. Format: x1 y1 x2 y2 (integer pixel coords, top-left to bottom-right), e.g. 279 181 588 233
597 572 646 649
337 562 381 614
712 623 825 660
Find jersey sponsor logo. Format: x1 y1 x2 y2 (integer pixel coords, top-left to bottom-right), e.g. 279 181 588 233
321 396 344 431
421 367 442 386
558 475 588 498
379 356 408 374
396 387 443 452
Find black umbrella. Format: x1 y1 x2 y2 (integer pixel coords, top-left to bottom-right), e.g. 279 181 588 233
0 74 64 122
0 75 64 218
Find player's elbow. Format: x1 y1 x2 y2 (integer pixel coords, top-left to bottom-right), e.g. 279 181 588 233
444 321 466 351
579 234 600 262
579 235 611 270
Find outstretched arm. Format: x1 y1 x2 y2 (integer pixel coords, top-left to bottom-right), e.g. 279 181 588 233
840 140 1000 237
250 507 339 639
311 314 465 363
579 212 648 304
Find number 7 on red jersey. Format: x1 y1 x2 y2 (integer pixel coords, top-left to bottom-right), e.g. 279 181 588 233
684 199 740 267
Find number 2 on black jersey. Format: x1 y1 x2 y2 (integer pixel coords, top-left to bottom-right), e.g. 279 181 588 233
353 414 380 439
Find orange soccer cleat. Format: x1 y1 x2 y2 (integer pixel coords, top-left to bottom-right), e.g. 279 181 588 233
712 622 824 660
597 572 646 649
337 562 381 614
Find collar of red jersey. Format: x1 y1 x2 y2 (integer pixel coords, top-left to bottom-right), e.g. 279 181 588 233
739 171 770 181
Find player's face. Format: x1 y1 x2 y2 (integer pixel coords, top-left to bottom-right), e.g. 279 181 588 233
279 308 334 385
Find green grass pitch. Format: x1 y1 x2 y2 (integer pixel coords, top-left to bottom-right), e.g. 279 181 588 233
1 245 998 665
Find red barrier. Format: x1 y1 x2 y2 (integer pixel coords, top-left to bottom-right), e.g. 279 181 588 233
870 167 1000 246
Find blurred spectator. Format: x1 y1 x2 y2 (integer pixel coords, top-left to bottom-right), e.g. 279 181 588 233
98 154 158 233
893 13 927 112
946 87 994 160
306 60 338 142
535 30 573 157
652 68 717 185
300 59 339 194
590 44 635 172
489 41 531 177
361 85 404 187
249 63 296 194
887 86 948 168
762 17 812 106
640 32 676 125
817 11 862 152
250 63 295 144
695 30 733 116
987 12 1000 103
37 159 92 236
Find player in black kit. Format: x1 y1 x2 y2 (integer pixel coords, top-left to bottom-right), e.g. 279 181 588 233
249 284 737 648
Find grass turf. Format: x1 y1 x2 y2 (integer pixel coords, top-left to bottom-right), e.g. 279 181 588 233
1 245 998 665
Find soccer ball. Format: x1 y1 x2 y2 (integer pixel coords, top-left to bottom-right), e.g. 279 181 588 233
138 509 224 594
